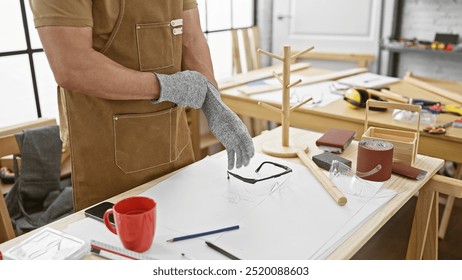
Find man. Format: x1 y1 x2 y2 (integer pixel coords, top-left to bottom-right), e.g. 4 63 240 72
29 0 254 210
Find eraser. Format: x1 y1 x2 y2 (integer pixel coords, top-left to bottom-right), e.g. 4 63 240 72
312 152 352 171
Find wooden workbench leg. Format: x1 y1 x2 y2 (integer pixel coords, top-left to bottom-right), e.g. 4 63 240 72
406 187 437 260
423 191 438 260
439 164 462 239
0 194 16 243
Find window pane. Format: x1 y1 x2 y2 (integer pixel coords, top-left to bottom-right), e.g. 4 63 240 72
197 0 207 32
207 32 233 80
232 0 254 28
0 1 27 52
0 55 37 128
34 53 58 122
26 2 42 49
206 0 232 31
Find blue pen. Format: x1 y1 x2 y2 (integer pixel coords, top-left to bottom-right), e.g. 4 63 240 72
166 225 239 242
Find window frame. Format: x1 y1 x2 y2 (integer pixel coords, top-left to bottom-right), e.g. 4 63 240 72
0 0 257 125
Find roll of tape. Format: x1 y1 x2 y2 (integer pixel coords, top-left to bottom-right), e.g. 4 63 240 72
357 139 394 182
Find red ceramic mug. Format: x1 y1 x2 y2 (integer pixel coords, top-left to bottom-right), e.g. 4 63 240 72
104 196 156 253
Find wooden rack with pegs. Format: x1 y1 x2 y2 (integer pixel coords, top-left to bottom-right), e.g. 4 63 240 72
257 45 347 206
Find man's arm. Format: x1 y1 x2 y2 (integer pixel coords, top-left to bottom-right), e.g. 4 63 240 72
182 8 218 87
37 26 159 100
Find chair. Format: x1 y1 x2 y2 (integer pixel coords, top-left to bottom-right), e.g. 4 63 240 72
231 26 269 137
231 26 261 74
0 118 66 243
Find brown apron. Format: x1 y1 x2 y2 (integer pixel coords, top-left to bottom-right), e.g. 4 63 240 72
60 0 194 211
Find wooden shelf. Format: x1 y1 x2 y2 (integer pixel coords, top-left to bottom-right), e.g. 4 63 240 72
384 43 462 57
383 43 462 77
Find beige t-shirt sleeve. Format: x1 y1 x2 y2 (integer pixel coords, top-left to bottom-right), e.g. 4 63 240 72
29 0 93 28
184 0 198 10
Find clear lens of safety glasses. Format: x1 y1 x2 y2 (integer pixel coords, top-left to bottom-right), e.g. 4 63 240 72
328 160 383 198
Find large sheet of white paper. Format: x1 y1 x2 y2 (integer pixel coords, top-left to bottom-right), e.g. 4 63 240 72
65 152 396 259
140 153 294 235
211 157 395 259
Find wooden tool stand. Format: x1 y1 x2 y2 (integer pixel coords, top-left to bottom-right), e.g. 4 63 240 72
363 100 421 166
257 45 347 206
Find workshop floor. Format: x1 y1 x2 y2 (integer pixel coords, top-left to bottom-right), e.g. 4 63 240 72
352 195 462 260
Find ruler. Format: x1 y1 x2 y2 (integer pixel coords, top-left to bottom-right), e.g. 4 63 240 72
90 240 157 260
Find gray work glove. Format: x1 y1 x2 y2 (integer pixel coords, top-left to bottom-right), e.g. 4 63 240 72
202 81 255 169
152 70 208 109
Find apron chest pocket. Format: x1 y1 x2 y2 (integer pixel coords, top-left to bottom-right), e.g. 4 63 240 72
136 22 174 71
113 107 183 174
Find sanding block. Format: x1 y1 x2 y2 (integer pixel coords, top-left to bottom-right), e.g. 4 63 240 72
312 152 352 171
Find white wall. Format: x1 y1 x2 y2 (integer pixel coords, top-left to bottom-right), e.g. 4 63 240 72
395 0 462 81
400 0 462 41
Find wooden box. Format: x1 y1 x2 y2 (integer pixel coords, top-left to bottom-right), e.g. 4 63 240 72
362 127 418 165
362 100 421 165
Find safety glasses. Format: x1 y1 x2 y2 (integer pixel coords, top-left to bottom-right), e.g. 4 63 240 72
227 161 292 184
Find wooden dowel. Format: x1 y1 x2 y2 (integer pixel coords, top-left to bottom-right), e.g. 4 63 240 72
273 71 284 85
290 46 315 60
258 102 281 114
287 79 302 89
366 89 409 104
257 48 283 61
290 97 313 112
296 150 347 206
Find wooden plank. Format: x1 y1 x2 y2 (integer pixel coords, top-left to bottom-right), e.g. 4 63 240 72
218 62 310 91
238 67 367 95
294 51 375 67
0 118 56 138
404 72 462 104
0 135 20 158
426 173 462 198
241 28 253 71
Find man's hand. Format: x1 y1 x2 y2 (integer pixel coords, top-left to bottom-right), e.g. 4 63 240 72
153 70 208 109
202 81 255 169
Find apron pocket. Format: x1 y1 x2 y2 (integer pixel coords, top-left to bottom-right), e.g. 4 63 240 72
136 22 174 71
113 108 175 173
172 107 192 161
